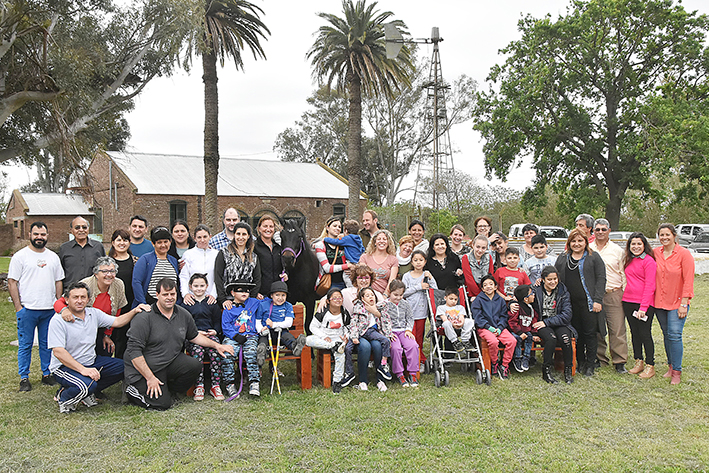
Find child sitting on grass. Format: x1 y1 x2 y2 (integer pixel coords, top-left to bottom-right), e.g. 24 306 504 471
522 235 557 285
472 275 516 380
494 247 531 301
508 284 538 373
255 281 306 372
379 279 420 388
221 280 261 400
307 288 350 394
182 273 224 401
436 286 475 355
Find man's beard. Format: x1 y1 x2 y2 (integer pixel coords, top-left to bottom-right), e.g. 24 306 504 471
30 238 46 249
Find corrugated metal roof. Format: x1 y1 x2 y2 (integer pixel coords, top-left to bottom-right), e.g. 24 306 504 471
23 193 94 216
107 151 357 199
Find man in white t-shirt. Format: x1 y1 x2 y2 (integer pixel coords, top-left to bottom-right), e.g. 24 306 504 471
8 221 65 392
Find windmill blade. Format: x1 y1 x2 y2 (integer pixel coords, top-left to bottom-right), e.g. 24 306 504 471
384 23 403 59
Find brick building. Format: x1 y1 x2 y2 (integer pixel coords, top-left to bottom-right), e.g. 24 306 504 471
87 150 365 241
4 190 97 251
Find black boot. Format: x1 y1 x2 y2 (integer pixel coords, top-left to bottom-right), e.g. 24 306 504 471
564 366 573 384
542 364 558 384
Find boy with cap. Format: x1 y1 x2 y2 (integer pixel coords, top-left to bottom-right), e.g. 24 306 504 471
221 280 261 400
255 281 307 368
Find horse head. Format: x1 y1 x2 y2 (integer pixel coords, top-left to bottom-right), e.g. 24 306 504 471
280 219 305 271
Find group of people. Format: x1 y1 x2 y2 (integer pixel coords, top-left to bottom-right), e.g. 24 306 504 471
8 208 694 412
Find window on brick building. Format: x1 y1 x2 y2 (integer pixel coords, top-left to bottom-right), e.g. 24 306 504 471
169 200 187 226
333 204 346 219
92 208 103 234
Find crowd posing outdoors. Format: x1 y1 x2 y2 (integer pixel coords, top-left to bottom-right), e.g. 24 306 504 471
7 209 694 413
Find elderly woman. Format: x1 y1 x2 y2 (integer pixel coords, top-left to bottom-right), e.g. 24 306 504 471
426 233 463 290
179 224 218 305
360 229 399 295
489 231 509 270
554 228 606 376
254 215 285 299
215 221 261 308
313 216 351 291
408 219 428 253
317 264 384 315
396 235 415 278
653 223 694 385
55 256 150 358
449 224 471 258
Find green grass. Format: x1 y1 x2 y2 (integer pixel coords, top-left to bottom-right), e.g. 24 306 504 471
0 256 10 273
1 277 708 472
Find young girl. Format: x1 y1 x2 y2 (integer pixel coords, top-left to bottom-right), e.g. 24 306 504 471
471 274 516 380
403 250 438 373
344 287 392 391
380 279 419 387
181 273 224 400
307 288 350 394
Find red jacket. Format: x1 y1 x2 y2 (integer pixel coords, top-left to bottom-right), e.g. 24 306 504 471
508 304 538 335
461 253 494 297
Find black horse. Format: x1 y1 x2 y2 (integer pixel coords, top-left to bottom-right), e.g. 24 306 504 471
280 219 319 334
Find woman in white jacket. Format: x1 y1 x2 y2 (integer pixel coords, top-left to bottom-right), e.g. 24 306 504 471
179 224 219 304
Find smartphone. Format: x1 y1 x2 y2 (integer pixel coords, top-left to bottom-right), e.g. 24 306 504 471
632 310 648 322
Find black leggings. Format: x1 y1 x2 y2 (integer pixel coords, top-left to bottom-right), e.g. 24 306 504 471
537 326 574 368
570 298 599 366
622 301 655 366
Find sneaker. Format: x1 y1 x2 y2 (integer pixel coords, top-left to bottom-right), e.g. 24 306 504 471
498 364 510 380
377 364 393 381
512 358 524 373
210 386 225 401
58 400 77 414
42 375 57 386
193 385 205 401
376 380 388 392
356 382 368 391
225 384 239 401
81 393 99 407
615 363 628 374
256 343 268 367
340 372 356 387
491 363 498 379
332 381 342 394
409 373 420 388
19 378 32 392
368 361 374 369
521 358 530 371
292 334 307 356
452 339 465 354
462 340 475 351
397 375 410 387
249 381 260 397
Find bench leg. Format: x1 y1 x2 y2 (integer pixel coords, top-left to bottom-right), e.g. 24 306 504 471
297 346 312 390
317 350 332 388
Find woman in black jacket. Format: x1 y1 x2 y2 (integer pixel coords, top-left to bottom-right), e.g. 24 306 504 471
253 215 284 299
530 266 577 384
425 233 463 291
555 228 606 376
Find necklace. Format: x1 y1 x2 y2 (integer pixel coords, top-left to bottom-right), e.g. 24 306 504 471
567 254 581 271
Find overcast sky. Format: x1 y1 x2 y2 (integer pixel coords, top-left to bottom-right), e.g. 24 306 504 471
3 0 707 197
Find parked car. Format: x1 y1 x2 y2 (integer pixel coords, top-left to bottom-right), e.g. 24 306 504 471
687 232 709 253
676 224 709 245
609 231 633 242
540 226 568 239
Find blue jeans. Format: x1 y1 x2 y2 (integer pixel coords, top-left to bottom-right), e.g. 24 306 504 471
655 308 687 372
345 337 383 384
512 332 533 360
16 308 54 378
222 335 260 383
53 356 124 408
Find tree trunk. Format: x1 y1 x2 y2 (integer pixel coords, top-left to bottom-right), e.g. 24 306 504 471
347 74 362 219
605 183 626 230
203 51 220 231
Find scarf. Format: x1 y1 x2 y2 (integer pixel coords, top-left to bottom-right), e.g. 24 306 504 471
396 248 412 266
468 252 492 285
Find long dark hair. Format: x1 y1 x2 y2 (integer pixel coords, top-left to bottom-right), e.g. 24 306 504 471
227 221 255 262
171 219 195 247
109 229 133 258
427 233 455 261
624 232 656 269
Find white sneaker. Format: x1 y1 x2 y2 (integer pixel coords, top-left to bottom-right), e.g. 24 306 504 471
376 380 388 392
356 382 368 391
249 381 260 397
81 393 99 407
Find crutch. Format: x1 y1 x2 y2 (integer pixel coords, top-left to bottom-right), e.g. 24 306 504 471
268 328 282 395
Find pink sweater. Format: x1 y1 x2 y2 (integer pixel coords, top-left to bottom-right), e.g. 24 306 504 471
622 255 657 312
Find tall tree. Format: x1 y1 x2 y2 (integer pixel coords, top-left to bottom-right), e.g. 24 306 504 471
308 0 413 218
473 0 709 229
185 0 269 231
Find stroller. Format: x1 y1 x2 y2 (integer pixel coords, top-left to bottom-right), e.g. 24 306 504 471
423 285 491 387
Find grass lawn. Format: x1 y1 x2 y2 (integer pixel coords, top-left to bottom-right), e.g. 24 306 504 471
0 277 707 472
0 256 10 273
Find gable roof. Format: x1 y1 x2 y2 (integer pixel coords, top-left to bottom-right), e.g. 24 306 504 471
19 191 94 216
106 151 359 199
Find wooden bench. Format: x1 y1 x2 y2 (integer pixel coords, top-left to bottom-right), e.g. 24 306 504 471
479 336 576 375
317 350 332 388
264 304 312 389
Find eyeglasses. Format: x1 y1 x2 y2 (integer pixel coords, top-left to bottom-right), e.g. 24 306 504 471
97 269 117 275
477 224 490 229
357 276 371 280
74 225 88 230
594 228 609 232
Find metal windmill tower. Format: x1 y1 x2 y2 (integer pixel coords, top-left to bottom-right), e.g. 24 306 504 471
386 26 459 212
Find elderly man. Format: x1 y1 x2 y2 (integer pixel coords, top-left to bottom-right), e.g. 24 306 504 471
48 282 148 413
59 216 105 285
590 218 628 373
132 226 179 306
209 207 240 250
8 221 65 391
359 209 381 249
129 215 154 258
124 278 233 410
575 214 596 244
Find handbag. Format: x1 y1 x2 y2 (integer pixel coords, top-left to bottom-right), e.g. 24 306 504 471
315 246 339 296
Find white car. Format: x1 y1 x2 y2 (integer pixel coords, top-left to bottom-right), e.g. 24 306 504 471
609 231 633 242
676 224 709 245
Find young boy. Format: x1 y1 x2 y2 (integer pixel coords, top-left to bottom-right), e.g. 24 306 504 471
221 280 262 400
323 219 365 287
380 279 420 387
508 285 538 372
436 286 476 355
522 235 557 285
255 281 306 369
494 247 531 301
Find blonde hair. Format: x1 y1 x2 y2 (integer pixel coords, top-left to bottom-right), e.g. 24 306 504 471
566 228 592 254
319 216 340 239
257 214 280 235
398 235 414 247
366 229 396 255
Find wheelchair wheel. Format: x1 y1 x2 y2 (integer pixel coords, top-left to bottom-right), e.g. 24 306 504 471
475 368 483 385
444 370 450 386
434 370 441 388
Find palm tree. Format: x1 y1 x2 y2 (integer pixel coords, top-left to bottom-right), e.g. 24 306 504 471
308 0 412 218
189 0 270 231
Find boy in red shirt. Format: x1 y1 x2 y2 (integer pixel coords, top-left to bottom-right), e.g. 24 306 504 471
494 247 531 302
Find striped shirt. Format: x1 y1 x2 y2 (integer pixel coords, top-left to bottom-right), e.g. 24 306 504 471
147 258 177 298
